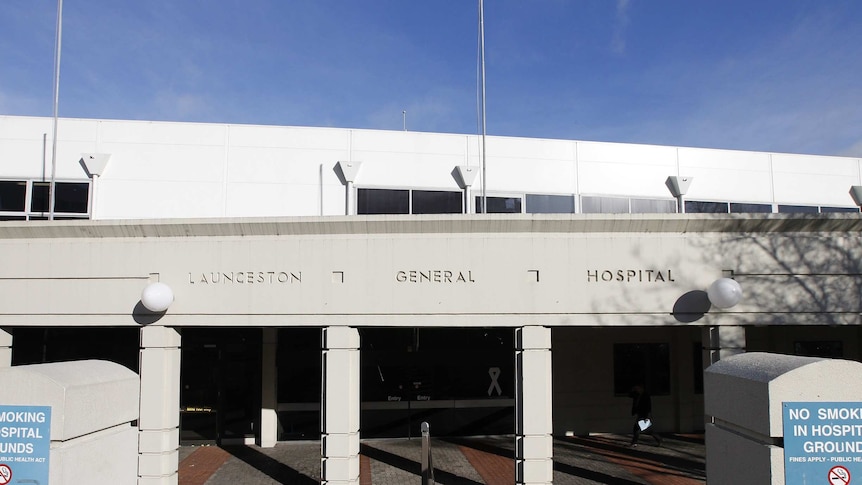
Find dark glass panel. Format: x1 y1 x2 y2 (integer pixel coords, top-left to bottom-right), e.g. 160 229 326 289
794 341 843 358
684 201 728 213
357 188 409 215
31 182 50 212
820 206 859 213
778 205 819 214
412 190 462 214
730 202 772 213
476 196 522 213
54 182 90 213
0 181 26 211
526 194 574 214
613 343 670 396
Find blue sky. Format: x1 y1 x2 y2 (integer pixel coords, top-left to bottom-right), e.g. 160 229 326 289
1 1 861 156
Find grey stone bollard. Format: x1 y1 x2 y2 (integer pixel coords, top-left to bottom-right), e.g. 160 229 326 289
0 360 140 485
704 352 862 485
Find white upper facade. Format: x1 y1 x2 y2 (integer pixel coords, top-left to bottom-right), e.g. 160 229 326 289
2 115 861 220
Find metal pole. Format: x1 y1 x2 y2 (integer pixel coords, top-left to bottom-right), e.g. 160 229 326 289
421 421 435 485
49 0 63 221
479 0 487 214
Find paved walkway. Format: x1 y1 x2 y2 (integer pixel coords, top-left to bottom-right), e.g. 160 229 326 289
178 433 705 484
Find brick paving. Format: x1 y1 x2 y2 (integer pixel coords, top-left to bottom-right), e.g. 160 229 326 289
177 446 231 485
179 434 705 484
459 443 515 484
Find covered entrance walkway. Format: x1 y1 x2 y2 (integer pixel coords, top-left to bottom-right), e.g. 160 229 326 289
177 433 706 484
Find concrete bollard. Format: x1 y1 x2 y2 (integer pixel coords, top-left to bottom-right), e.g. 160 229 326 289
705 352 862 485
0 360 140 485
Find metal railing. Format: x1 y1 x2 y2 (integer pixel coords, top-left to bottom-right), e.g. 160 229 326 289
421 421 435 485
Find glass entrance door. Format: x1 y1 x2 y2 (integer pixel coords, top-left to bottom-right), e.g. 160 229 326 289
180 328 261 444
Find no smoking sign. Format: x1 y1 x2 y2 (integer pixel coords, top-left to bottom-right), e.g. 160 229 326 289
0 464 11 484
831 466 851 485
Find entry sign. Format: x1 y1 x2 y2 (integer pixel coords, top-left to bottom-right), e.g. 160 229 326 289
784 402 862 485
0 405 50 485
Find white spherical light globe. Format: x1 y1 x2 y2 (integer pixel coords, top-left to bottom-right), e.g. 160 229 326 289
141 282 174 312
707 278 742 309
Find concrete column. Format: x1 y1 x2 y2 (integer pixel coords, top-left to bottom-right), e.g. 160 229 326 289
702 325 746 368
260 328 279 448
138 326 181 485
0 328 11 368
321 326 360 485
515 326 553 485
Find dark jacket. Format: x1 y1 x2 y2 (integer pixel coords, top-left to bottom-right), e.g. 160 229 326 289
631 390 652 420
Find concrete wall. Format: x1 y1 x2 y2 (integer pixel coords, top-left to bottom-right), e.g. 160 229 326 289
0 216 861 328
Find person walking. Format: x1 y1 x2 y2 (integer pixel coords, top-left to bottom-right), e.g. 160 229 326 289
630 384 662 447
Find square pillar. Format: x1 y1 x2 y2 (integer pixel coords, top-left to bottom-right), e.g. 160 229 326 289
0 328 11 368
260 328 279 448
702 326 746 368
139 326 181 485
515 326 553 485
321 327 360 485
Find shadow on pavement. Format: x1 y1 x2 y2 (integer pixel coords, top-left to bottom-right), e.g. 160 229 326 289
360 442 485 485
441 436 515 459
557 435 706 482
553 460 647 485
221 445 318 485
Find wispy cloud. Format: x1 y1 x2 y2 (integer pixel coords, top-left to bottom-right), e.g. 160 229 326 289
611 0 631 55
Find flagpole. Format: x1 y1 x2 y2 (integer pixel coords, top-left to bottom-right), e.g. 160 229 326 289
49 0 63 220
479 0 487 213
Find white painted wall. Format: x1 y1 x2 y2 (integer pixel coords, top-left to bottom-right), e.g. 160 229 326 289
1 115 860 220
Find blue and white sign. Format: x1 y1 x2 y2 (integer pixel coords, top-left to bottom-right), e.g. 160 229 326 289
784 402 862 485
0 405 51 485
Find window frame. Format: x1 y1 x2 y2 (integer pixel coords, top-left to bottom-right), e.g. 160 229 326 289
0 179 92 221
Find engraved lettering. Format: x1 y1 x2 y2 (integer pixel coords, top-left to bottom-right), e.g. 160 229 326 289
395 270 476 283
586 269 677 283
188 271 301 285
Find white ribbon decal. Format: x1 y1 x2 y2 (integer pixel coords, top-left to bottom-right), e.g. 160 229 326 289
487 367 502 396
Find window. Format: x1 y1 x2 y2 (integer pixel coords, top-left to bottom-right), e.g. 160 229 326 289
581 196 677 214
526 194 574 214
54 182 90 213
582 196 629 214
412 190 462 214
794 341 843 358
730 202 772 213
821 206 859 213
358 188 462 215
0 180 91 220
0 181 26 211
778 205 819 214
357 189 409 215
476 196 522 213
613 343 670 396
31 182 51 212
685 201 729 213
631 198 677 214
